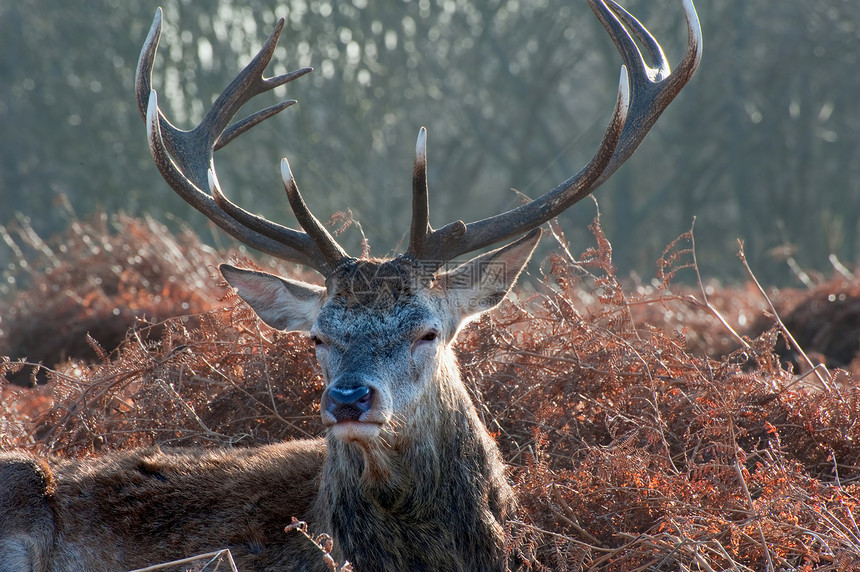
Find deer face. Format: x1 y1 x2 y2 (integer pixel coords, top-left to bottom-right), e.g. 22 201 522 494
310 290 443 444
220 232 538 447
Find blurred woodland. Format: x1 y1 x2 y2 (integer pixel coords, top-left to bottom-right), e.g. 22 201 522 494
1 0 859 290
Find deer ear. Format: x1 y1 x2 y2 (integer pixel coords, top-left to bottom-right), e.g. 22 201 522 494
436 229 540 326
220 264 327 332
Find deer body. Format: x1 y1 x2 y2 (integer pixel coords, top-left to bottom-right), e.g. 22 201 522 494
1 2 700 570
1 442 325 571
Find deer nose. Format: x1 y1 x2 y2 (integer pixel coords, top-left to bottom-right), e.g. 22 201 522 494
329 386 371 405
326 385 374 422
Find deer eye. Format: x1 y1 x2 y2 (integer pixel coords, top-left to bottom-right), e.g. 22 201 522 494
413 330 438 347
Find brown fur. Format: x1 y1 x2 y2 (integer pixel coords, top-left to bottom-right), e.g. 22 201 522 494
318 358 515 571
325 256 432 308
2 442 326 571
0 454 56 572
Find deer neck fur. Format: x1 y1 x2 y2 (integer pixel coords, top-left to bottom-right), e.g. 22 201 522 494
316 353 515 571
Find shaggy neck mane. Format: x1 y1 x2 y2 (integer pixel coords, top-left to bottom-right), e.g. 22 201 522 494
314 353 515 571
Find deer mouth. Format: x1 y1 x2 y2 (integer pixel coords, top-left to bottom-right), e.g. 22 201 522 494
328 420 383 443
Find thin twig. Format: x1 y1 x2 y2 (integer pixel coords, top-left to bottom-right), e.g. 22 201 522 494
733 459 775 572
690 218 750 349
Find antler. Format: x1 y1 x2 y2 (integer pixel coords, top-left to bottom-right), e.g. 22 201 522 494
138 1 700 276
136 8 347 274
406 0 702 267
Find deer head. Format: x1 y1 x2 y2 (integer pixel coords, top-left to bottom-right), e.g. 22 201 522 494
217 231 537 449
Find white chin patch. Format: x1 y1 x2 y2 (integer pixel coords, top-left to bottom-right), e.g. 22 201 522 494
330 422 382 443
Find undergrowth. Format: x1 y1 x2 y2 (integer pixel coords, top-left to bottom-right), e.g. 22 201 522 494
2 213 860 570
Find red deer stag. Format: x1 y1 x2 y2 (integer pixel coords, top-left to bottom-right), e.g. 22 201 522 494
0 1 701 570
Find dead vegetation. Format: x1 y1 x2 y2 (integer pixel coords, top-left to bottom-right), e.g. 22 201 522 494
0 207 224 386
2 214 860 570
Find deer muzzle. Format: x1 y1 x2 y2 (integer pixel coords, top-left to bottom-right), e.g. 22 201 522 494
321 372 387 439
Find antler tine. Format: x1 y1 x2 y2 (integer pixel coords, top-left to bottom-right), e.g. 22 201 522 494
203 166 323 269
215 98 297 151
589 0 702 188
595 0 669 81
137 8 312 161
137 8 339 274
672 0 705 98
411 0 701 267
134 7 163 124
410 67 629 267
199 20 312 153
406 127 430 258
280 158 351 269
